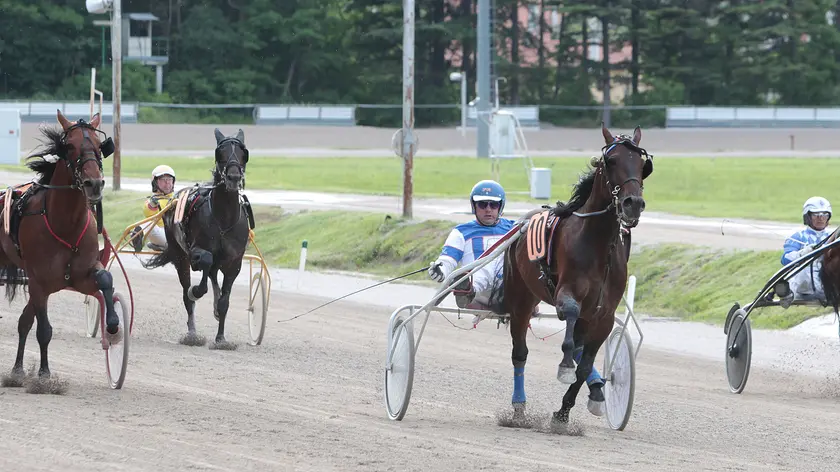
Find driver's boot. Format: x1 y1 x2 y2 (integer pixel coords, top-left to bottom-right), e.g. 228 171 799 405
452 278 475 309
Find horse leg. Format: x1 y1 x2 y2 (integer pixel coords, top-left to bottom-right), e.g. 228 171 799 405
570 325 605 416
554 343 600 423
92 265 120 339
214 264 241 344
510 309 530 418
187 248 213 301
33 303 53 378
210 267 220 322
555 291 580 384
574 344 605 417
11 303 36 378
174 255 201 338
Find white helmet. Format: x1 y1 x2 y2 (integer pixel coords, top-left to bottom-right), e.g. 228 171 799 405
151 165 176 192
802 196 831 226
152 165 175 179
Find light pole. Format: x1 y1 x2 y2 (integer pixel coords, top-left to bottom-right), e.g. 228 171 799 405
449 72 467 137
449 71 467 137
86 0 122 191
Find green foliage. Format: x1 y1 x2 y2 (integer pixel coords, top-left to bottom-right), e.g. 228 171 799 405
2 0 840 117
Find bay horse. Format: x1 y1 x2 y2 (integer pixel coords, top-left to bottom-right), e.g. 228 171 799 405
503 123 652 423
145 128 251 348
0 111 121 381
818 230 840 326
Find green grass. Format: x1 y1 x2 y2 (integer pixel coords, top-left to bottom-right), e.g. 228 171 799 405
87 189 831 329
628 244 827 329
5 155 839 223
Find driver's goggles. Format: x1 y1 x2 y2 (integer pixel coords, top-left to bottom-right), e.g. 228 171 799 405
475 201 501 210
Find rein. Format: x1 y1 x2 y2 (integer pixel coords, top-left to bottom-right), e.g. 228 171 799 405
275 266 428 323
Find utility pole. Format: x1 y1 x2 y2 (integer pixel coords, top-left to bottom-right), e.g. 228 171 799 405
476 0 491 159
401 0 415 219
112 0 122 191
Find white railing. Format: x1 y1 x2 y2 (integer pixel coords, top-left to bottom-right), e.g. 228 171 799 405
666 106 840 128
0 101 138 123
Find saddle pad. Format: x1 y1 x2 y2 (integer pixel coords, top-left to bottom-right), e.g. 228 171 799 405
526 210 551 262
174 189 191 224
2 183 33 235
3 187 12 235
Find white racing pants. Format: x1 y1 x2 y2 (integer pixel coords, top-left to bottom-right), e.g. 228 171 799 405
790 261 824 300
142 223 167 247
469 255 504 306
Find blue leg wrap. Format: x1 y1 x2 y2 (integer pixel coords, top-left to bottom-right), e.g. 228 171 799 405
512 367 526 403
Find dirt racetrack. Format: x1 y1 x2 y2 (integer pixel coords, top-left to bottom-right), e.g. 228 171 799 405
1 262 839 472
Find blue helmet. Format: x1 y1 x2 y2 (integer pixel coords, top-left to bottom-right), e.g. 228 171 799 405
470 179 506 215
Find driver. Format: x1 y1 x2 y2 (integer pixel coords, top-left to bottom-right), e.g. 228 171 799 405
129 165 176 252
779 196 833 307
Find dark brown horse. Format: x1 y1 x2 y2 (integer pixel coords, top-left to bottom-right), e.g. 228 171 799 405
0 111 121 380
503 123 652 423
818 231 840 331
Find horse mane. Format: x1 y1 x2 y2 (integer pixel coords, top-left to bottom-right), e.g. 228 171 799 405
551 165 598 219
25 126 69 185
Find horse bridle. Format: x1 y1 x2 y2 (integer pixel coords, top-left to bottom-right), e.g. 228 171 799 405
574 135 654 229
41 119 113 191
214 137 249 188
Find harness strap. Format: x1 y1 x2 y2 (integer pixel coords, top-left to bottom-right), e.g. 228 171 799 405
43 209 91 252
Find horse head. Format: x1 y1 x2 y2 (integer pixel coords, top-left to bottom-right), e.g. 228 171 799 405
56 109 112 203
213 128 249 192
591 123 653 228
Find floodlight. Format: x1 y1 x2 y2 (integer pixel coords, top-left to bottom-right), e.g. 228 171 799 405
86 0 113 14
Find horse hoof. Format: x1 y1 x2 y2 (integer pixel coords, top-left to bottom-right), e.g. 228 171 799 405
106 328 121 346
557 366 577 384
552 410 569 424
512 402 526 418
587 399 605 417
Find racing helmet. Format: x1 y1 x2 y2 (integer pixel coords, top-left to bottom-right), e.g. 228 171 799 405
470 179 506 218
802 196 832 227
151 165 176 192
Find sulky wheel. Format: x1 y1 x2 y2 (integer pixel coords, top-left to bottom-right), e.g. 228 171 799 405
104 292 130 390
725 309 752 394
384 313 415 421
603 326 636 431
248 272 268 346
84 294 102 338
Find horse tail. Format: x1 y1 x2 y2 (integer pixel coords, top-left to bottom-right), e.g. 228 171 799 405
143 244 174 270
1 264 25 303
143 245 174 269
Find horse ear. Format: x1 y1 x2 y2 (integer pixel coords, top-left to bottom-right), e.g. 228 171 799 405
56 109 72 131
601 121 612 145
236 129 245 143
90 113 101 130
633 125 642 145
214 128 225 144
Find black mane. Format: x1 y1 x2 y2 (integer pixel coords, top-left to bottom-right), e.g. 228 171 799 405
25 126 68 185
552 165 598 219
